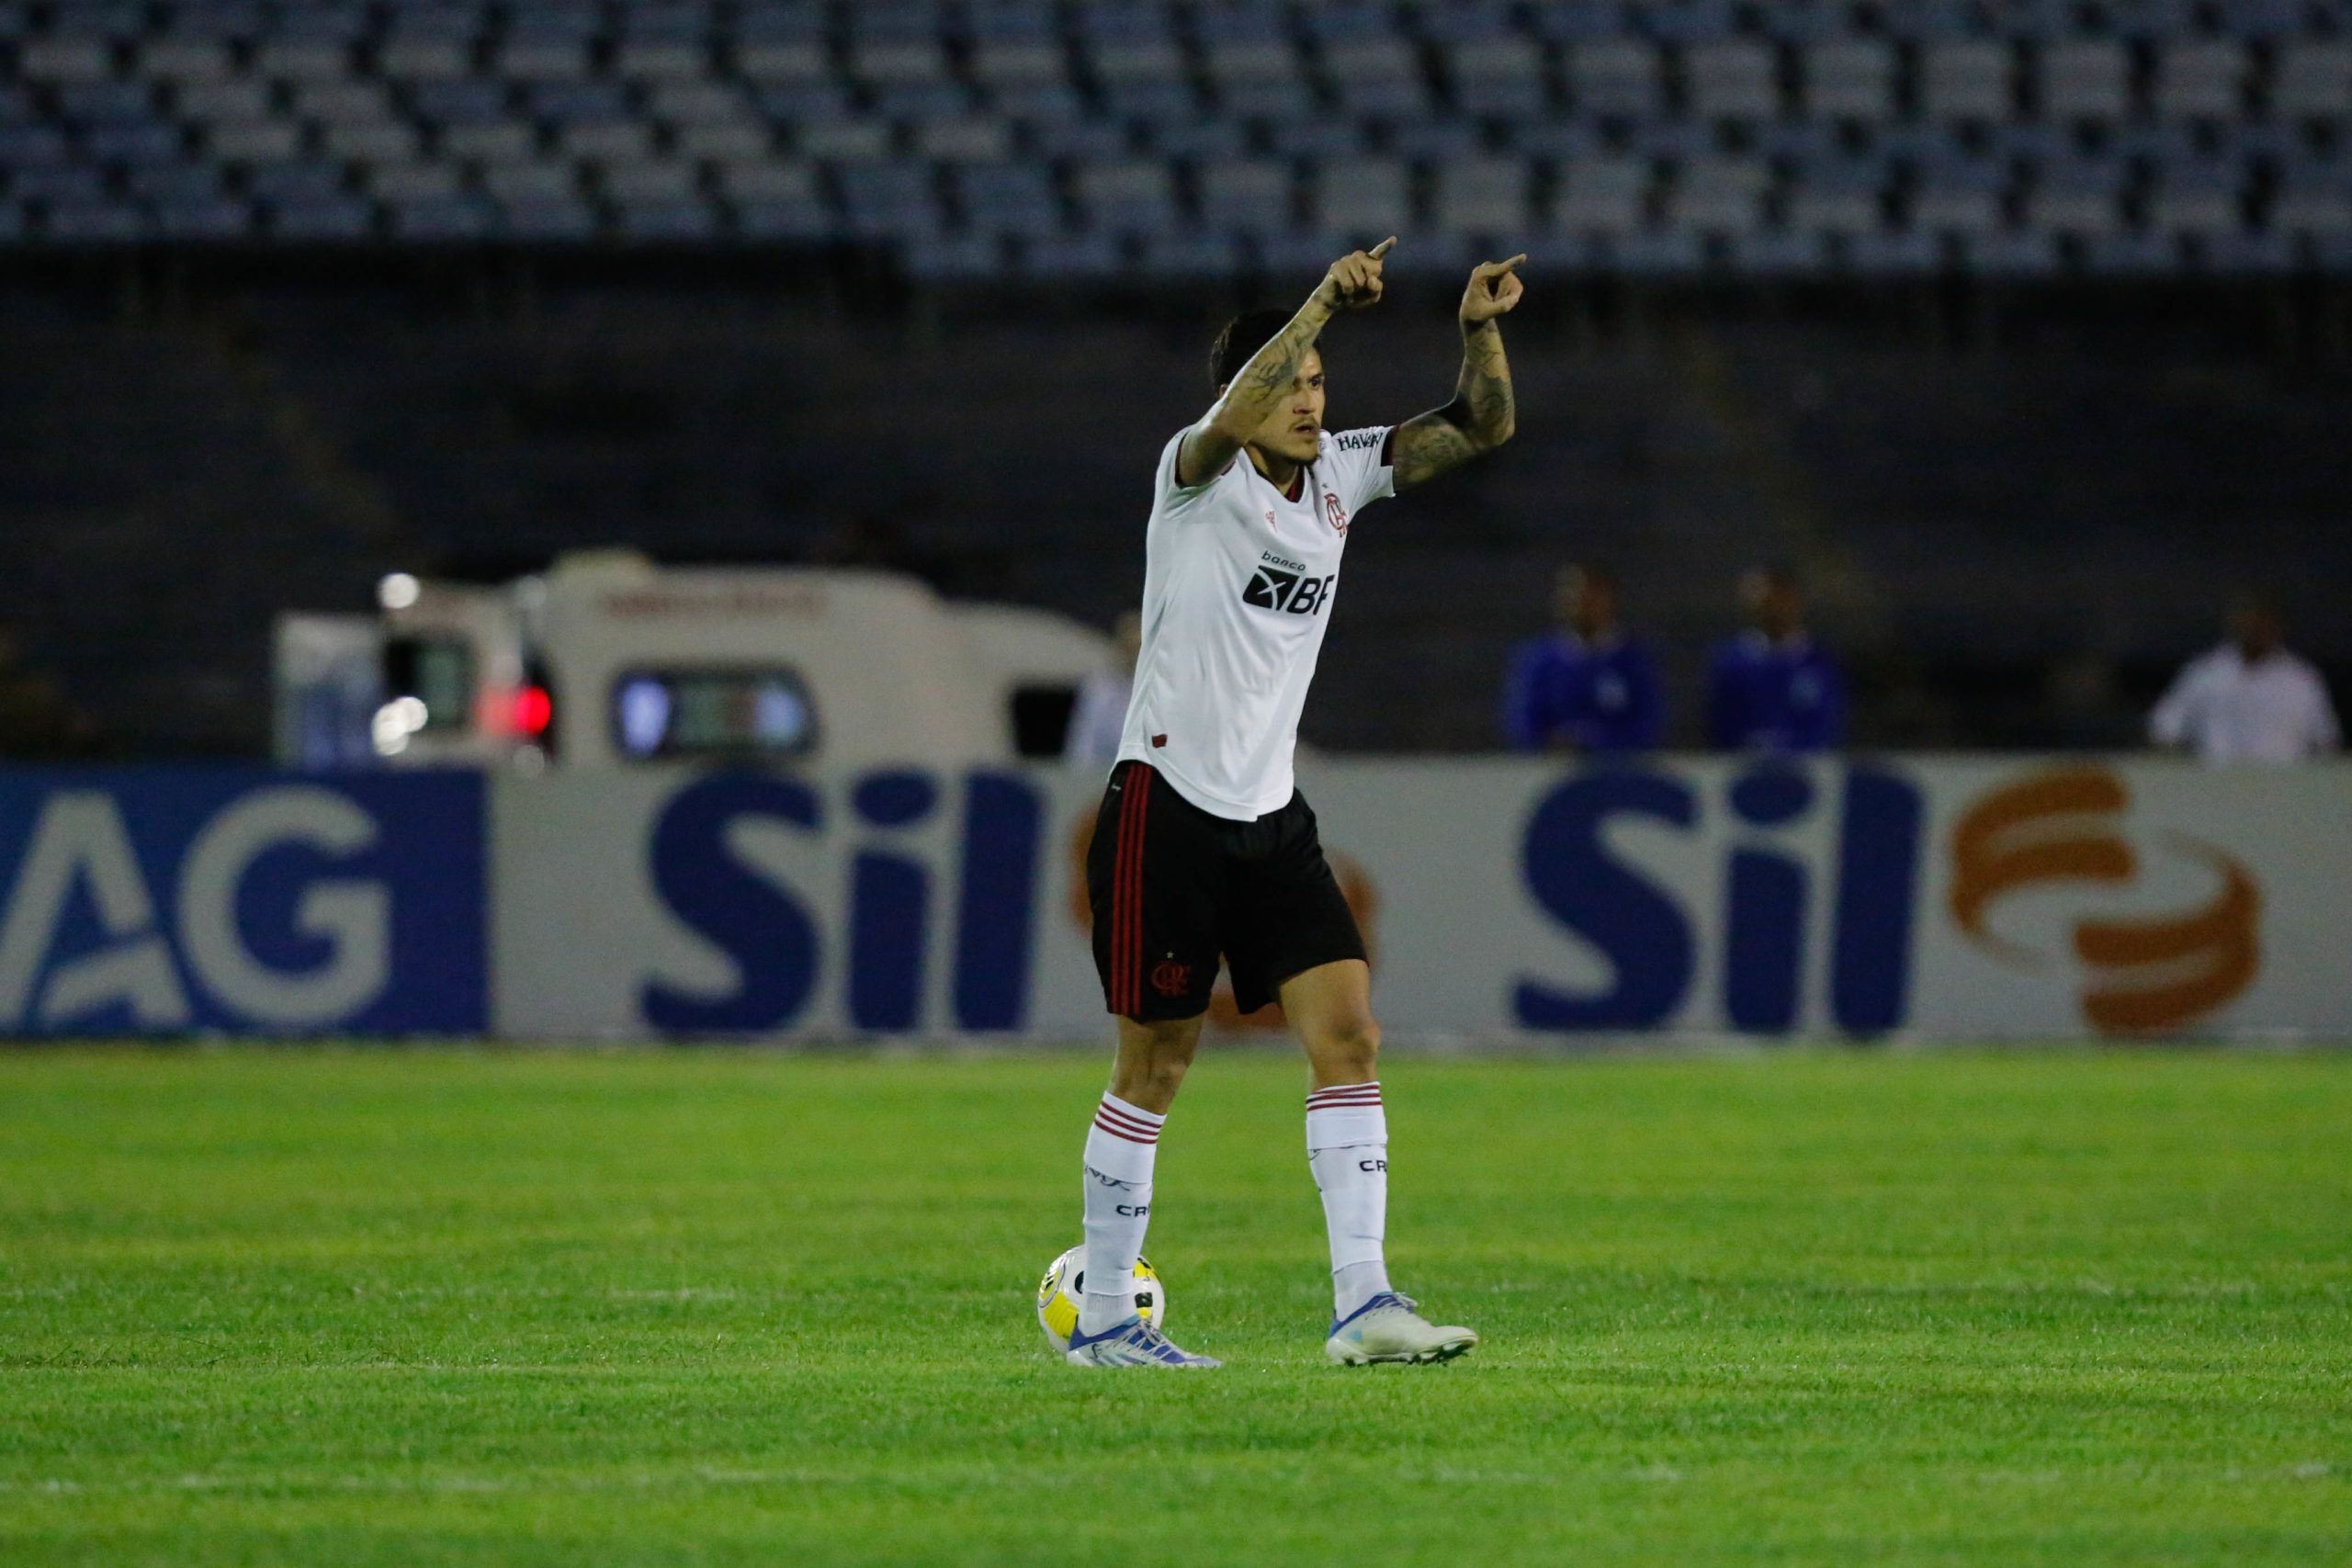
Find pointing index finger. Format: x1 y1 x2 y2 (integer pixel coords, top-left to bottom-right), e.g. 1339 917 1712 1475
1498 253 1528 272
1368 236 1396 259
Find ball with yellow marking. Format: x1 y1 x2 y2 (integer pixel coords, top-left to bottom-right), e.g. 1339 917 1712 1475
1035 1247 1164 1353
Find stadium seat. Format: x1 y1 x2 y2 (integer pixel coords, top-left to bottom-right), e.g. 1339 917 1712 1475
2151 40 2248 121
1685 40 1781 123
11 164 106 203
252 10 363 83
270 195 375 241
734 6 831 85
1845 228 1944 275
1667 157 1772 235
1430 157 1530 237
442 120 537 163
967 3 1069 107
1567 39 1665 119
2196 227 2296 273
498 197 598 241
795 120 890 162
1021 231 1122 279
18 35 116 84
127 160 222 201
1151 118 1248 160
730 164 832 238
497 12 599 83
1802 39 1896 122
379 13 481 83
389 193 496 241
2270 40 2352 123
481 161 578 203
2086 231 2181 275
1963 228 2060 276
2035 39 2132 125
1308 10 1431 123
903 231 1002 280
1609 228 1702 274
1267 118 1369 159
604 159 701 204
2144 160 2245 237
1074 158 1175 235
1139 230 1238 279
137 38 234 85
1921 40 2014 122
560 121 651 163
1908 155 2010 235
152 196 252 240
1430 13 1549 122
1553 155 1653 235
1731 229 1826 274
1196 159 1295 237
834 159 943 240
956 158 1063 237
1026 118 1127 161
1312 157 1409 240
615 8 710 84
1787 156 1888 236
914 118 1013 163
2269 167 2352 238
616 197 719 241
2025 157 2128 236
45 199 148 242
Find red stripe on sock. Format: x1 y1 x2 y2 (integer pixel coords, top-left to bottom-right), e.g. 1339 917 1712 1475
1094 1103 1163 1140
1092 1114 1158 1145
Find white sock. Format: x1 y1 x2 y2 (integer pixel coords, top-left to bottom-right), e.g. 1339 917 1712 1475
1306 1081 1391 1323
1078 1091 1163 1335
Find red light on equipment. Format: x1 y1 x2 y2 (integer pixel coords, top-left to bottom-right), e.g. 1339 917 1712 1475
514 685 553 737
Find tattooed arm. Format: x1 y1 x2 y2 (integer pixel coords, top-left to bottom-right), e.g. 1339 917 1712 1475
1392 255 1525 491
1175 238 1395 487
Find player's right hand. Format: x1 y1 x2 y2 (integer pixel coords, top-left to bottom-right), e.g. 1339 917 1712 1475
1317 237 1394 310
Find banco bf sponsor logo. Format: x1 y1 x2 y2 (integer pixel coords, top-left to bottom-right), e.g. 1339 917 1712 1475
1242 566 1336 616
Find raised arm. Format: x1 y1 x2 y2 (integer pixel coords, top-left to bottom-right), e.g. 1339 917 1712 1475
1175 239 1395 487
1392 256 1525 491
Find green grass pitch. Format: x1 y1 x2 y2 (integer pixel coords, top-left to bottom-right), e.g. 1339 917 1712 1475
3 1046 2349 1566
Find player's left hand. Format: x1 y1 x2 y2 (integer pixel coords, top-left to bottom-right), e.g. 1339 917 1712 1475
1459 254 1526 326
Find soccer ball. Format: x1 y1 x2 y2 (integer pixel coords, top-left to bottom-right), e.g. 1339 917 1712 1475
1035 1246 1164 1353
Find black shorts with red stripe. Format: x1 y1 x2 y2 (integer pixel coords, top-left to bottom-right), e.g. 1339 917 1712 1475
1087 761 1368 1022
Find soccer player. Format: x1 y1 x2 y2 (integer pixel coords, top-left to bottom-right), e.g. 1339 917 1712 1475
1065 238 1523 1369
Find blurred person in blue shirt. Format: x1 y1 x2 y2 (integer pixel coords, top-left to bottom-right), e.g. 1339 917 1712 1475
1502 563 1665 753
1707 565 1844 751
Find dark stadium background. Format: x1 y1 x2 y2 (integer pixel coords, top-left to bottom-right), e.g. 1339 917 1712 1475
0 0 2347 758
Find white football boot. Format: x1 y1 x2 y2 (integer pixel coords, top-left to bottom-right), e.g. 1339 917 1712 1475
1325 1292 1477 1366
1066 1314 1222 1369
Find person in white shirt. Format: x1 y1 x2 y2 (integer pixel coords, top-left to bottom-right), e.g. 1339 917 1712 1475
1063 239 1523 1371
1061 612 1141 766
2150 592 2341 766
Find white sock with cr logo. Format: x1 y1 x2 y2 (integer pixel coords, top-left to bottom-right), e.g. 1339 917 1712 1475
1078 1092 1162 1336
1306 1082 1391 1322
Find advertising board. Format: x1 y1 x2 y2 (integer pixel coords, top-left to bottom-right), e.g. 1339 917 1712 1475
1 759 2342 1043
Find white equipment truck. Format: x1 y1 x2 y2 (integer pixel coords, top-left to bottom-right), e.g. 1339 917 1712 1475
273 550 1114 772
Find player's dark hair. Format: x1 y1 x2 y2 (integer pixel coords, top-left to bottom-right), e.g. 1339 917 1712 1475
1209 308 1308 390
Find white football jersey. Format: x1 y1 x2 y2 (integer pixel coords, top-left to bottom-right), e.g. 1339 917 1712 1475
1116 424 1396 819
